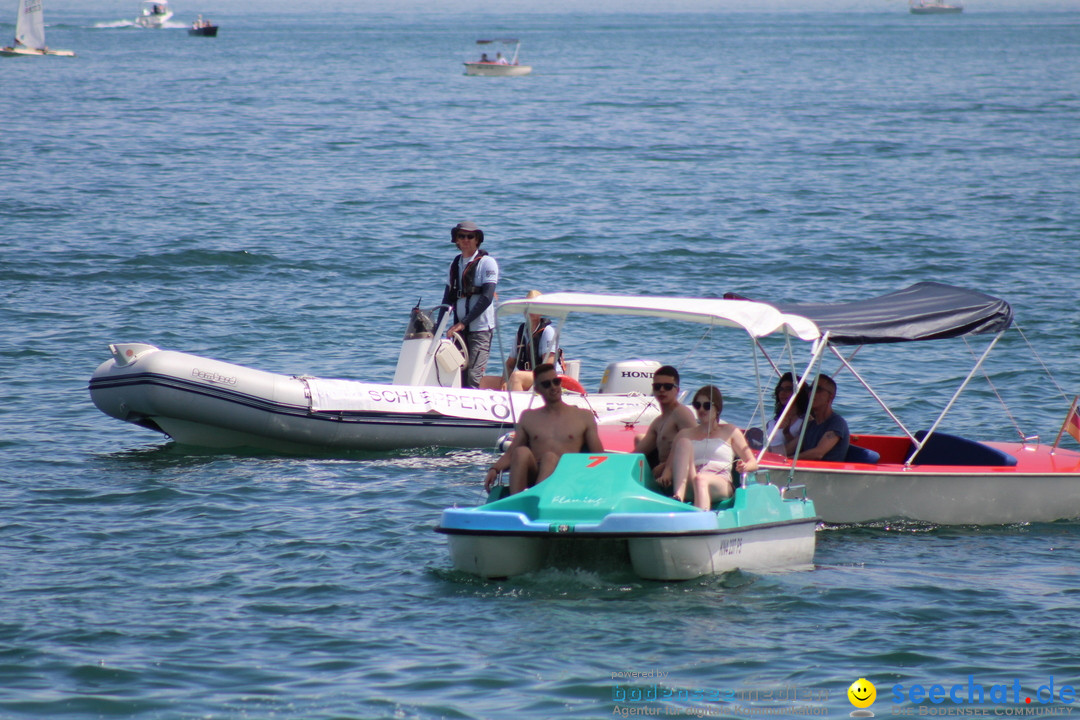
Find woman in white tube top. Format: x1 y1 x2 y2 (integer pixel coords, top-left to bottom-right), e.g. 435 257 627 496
658 385 758 511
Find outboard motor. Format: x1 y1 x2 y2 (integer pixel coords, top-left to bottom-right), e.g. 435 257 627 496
392 303 466 388
598 360 662 394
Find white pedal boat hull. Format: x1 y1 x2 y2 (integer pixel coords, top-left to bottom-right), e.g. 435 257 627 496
445 518 816 581
438 455 817 581
463 62 532 76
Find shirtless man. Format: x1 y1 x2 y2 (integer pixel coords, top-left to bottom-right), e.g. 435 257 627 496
483 363 602 495
633 365 697 479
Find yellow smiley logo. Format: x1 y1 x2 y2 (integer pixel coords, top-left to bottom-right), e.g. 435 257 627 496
847 678 876 709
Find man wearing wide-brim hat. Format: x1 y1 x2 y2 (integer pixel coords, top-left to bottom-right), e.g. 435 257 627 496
441 221 499 388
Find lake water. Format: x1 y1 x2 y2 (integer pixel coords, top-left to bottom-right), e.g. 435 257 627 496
3 6 1080 719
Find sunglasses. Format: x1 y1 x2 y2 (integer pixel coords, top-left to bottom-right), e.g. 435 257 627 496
692 401 713 411
652 382 676 392
538 377 562 389
456 232 478 240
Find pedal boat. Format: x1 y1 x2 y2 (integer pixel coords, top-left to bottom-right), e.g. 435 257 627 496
436 453 817 580
463 38 532 76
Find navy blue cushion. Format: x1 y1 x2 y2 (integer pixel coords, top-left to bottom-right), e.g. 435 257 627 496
911 430 1017 467
845 444 880 464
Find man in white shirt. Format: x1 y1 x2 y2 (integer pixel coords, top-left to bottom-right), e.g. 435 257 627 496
441 221 499 388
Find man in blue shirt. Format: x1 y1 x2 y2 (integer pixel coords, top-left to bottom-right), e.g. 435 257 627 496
796 374 850 462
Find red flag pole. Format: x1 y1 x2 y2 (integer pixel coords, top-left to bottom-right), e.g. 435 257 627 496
1051 395 1080 454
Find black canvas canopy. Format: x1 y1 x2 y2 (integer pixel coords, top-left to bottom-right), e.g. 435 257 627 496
756 282 1014 345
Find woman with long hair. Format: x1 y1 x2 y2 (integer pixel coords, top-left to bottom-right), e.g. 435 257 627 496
766 372 808 454
659 385 758 511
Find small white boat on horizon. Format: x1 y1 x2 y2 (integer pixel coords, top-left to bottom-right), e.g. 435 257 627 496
910 0 963 14
1 0 74 57
135 0 173 28
464 38 532 77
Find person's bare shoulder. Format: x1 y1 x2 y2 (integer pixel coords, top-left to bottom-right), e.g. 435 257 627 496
674 404 696 428
518 407 543 433
575 405 599 426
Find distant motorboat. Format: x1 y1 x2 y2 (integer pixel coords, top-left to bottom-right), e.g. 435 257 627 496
188 14 217 36
910 0 963 14
464 38 532 77
0 0 75 57
135 0 173 28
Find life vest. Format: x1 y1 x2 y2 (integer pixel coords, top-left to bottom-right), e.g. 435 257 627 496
514 318 554 371
448 250 489 301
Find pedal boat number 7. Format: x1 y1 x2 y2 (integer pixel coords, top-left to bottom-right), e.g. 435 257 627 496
437 292 822 580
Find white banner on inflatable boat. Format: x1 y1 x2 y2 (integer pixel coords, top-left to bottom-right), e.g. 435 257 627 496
303 378 656 424
305 379 517 422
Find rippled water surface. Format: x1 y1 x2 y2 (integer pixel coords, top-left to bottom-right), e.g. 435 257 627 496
3 6 1080 719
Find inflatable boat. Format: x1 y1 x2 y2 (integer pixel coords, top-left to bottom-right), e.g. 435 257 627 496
88 305 660 453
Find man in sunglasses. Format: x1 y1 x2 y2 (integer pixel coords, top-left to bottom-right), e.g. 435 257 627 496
633 365 697 480
484 363 603 495
793 374 850 462
441 220 499 388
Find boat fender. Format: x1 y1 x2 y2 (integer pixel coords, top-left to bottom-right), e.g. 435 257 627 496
497 431 515 452
558 375 587 395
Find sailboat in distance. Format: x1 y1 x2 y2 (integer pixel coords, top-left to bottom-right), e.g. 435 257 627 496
1 0 75 56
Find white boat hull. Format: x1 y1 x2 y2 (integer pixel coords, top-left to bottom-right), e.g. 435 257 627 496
446 520 815 581
464 63 532 77
628 521 815 580
762 461 1080 525
0 46 75 56
439 458 818 581
89 344 657 453
135 10 173 27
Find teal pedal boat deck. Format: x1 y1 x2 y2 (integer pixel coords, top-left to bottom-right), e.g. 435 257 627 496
436 453 817 580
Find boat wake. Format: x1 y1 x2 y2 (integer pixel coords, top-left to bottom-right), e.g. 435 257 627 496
92 19 187 28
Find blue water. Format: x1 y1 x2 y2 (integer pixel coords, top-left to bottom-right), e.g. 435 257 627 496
3 6 1080 719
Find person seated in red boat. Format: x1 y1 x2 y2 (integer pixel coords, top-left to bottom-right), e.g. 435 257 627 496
494 51 509 65
790 374 850 462
479 52 490 62
484 363 602 495
765 372 809 454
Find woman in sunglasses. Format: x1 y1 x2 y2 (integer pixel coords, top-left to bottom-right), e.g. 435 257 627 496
765 372 809 455
658 385 758 511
